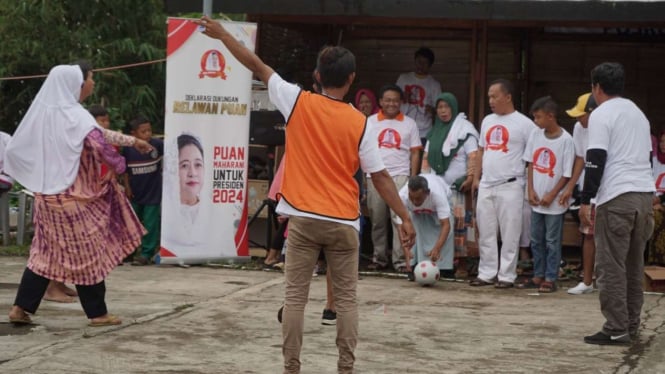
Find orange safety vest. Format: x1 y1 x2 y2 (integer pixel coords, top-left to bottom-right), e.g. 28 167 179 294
278 91 367 220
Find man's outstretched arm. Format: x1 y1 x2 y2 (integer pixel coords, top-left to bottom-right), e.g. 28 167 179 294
195 15 274 85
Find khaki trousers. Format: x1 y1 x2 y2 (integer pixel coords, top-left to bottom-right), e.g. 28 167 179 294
367 174 408 268
282 216 359 374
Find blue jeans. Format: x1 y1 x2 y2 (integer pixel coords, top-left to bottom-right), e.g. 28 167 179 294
530 211 564 281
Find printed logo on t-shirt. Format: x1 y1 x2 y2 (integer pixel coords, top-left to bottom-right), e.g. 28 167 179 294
404 84 425 107
485 125 509 153
378 128 402 149
656 173 665 193
412 208 434 215
532 147 556 177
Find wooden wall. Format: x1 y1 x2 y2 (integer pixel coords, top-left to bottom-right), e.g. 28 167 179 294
529 39 665 133
255 19 665 133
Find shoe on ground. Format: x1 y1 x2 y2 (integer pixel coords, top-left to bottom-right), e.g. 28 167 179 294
584 331 631 346
321 309 337 325
407 270 415 282
440 269 455 279
567 281 594 295
277 306 283 324
131 256 149 266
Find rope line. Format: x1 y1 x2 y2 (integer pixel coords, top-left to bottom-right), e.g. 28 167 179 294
0 58 166 81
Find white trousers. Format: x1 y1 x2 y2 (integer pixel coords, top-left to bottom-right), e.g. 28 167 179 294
476 181 524 283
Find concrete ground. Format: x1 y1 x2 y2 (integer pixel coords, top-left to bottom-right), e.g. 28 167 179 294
0 257 663 374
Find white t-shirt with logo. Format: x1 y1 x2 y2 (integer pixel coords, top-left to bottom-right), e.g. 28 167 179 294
478 111 537 187
396 72 442 138
587 97 654 206
424 136 478 186
394 173 451 225
366 112 421 177
523 129 575 215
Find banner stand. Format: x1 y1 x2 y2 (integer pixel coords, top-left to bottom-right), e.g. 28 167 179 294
159 17 256 265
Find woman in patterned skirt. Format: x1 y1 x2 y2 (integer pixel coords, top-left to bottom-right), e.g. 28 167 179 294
5 62 152 326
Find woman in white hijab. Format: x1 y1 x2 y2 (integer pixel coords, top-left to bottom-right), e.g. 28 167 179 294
6 62 152 327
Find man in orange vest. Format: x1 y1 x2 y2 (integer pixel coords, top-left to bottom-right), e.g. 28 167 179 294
197 16 416 374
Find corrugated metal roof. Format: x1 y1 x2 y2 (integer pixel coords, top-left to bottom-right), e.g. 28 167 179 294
165 0 665 23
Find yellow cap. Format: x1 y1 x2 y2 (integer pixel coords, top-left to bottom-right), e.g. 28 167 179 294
566 93 596 118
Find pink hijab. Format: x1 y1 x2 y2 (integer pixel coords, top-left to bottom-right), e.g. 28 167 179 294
354 89 379 116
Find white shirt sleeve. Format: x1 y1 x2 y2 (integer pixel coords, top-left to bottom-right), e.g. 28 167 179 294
562 135 575 178
478 118 488 148
572 123 585 157
587 111 610 151
360 127 385 174
523 130 536 163
408 119 422 149
430 79 442 107
268 73 301 120
463 135 479 154
434 192 451 220
393 184 410 225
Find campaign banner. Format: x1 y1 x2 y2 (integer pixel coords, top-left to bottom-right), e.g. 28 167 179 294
160 18 256 264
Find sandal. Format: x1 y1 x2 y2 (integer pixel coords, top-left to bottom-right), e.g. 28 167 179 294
494 281 514 289
367 263 386 271
469 277 494 287
263 260 279 269
395 266 410 274
88 314 122 327
538 281 557 293
516 278 542 289
9 313 33 325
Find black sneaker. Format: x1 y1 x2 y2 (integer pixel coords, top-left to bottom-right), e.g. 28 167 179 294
321 309 336 325
277 306 283 324
407 270 415 282
584 331 631 346
440 269 455 279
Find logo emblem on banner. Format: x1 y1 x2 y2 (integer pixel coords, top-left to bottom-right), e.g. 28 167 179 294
199 49 227 79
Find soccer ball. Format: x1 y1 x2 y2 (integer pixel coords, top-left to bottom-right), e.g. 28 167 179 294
414 261 440 286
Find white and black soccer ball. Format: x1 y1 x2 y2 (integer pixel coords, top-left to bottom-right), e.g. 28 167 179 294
414 261 440 286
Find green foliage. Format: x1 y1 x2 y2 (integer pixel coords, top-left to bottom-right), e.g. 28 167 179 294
0 244 30 257
0 0 167 133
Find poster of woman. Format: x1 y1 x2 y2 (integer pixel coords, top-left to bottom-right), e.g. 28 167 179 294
160 18 256 264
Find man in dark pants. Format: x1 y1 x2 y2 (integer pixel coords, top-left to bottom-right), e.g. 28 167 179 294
580 62 655 346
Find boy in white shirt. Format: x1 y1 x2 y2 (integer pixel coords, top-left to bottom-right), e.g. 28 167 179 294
519 97 574 293
396 47 442 143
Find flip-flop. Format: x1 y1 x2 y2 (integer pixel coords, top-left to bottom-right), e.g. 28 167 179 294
469 277 494 287
516 278 541 289
88 315 122 327
9 314 33 325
